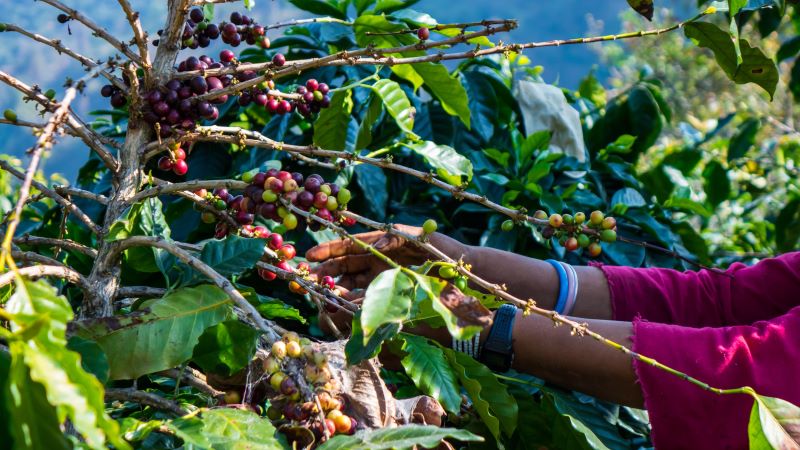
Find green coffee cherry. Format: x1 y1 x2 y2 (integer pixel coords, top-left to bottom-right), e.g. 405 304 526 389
336 188 351 205
454 276 468 291
438 265 458 279
501 220 514 232
3 109 17 122
577 234 590 248
422 219 438 234
600 229 617 243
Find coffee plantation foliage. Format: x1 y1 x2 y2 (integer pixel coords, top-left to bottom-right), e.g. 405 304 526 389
0 0 799 449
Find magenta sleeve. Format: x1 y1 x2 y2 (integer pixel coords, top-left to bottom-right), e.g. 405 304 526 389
631 306 800 449
594 252 800 327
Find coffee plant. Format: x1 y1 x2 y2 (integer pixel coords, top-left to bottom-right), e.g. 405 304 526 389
0 0 798 448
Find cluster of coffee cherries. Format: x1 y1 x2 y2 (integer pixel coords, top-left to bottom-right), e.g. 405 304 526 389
533 210 617 257
153 9 269 49
156 142 190 175
100 84 126 109
263 333 356 442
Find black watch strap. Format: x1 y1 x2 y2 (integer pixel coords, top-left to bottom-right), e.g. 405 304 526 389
479 304 517 372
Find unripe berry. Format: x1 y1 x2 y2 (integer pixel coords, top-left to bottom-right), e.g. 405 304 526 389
319 184 332 195
283 179 298 192
574 212 586 224
600 229 617 243
241 168 258 183
271 340 287 358
336 187 351 205
533 210 548 220
286 340 302 358
601 217 617 230
501 220 514 232
562 214 574 225
590 210 604 226
266 405 282 420
325 196 339 211
288 280 307 294
283 213 298 230
577 234 591 248
269 372 286 390
565 237 579 252
201 211 216 224
263 356 280 374
325 419 336 436
224 390 241 404
438 265 458 279
262 190 278 203
454 277 467 291
326 409 343 420
422 219 438 234
549 214 563 228
588 242 603 257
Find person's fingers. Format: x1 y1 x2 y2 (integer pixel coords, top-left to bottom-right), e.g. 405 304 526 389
337 275 359 291
311 254 375 278
305 231 387 261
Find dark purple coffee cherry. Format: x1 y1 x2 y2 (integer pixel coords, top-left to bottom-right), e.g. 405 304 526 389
206 23 220 39
178 98 192 112
189 8 204 23
206 76 223 91
272 53 286 67
100 85 114 98
153 101 170 117
178 86 193 99
110 93 127 108
190 76 208 94
317 83 329 95
230 12 243 25
146 90 162 104
57 14 71 23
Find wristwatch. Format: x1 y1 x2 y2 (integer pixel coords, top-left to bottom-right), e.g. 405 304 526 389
478 303 518 372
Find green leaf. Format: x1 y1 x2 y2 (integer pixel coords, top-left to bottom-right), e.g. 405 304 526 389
66 336 110 384
360 268 415 342
748 393 800 450
462 71 498 142
444 349 518 439
354 14 416 49
191 320 259 376
411 273 482 340
314 90 354 151
287 0 347 20
414 63 471 128
728 117 760 161
173 235 266 285
107 198 171 273
72 285 233 380
371 79 416 136
578 71 607 107
399 334 461 413
356 93 384 150
345 310 400 365
237 284 306 323
318 425 483 450
170 408 286 449
6 278 128 450
406 141 473 185
3 352 70 450
684 22 779 99
703 160 731 208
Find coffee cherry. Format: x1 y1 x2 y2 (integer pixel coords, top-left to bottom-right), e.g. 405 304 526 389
574 212 586 224
322 275 335 290
600 229 617 243
269 372 286 390
565 237 579 252
173 159 189 175
201 211 216 224
157 156 173 170
563 214 574 225
542 226 555 239
325 419 336 436
258 267 277 281
262 190 278 203
44 89 56 100
272 340 287 358
325 196 338 211
590 210 604 226
278 244 296 260
501 220 514 232
283 179 298 192
587 242 603 257
417 27 430 40
336 188 351 205
280 377 297 396
454 276 468 291
286 340 302 358
173 148 186 160
549 214 563 228
601 217 617 230
533 210 548 220
224 390 241 404
288 280 307 295
2 109 16 122
334 415 352 434
296 262 310 273
283 213 298 230
437 265 457 279
272 53 286 66
266 405 282 420
267 233 284 251
189 7 204 23
577 234 591 248
422 219 438 234
327 409 343 420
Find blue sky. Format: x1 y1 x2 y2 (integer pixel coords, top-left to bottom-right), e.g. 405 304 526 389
0 0 628 180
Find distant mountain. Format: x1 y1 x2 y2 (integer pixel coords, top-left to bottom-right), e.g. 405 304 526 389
0 1 623 180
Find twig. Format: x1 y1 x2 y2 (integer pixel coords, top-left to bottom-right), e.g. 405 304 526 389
105 388 188 416
158 368 225 401
0 264 88 290
13 235 97 258
117 0 151 72
54 186 109 204
151 0 192 84
38 0 143 65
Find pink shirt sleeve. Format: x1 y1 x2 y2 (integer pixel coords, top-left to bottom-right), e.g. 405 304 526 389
594 252 800 449
595 252 800 327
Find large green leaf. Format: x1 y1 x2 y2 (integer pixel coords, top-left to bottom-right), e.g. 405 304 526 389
356 93 384 150
345 310 400 365
237 285 306 323
406 141 473 186
318 425 483 450
684 22 779 99
6 278 128 450
411 273 482 340
703 160 731 208
371 79 415 136
399 334 461 413
107 197 171 273
444 349 518 439
174 235 267 285
314 90 354 151
191 320 259 376
359 268 415 342
414 63 471 128
749 393 800 449
66 336 110 384
73 285 233 380
287 0 347 20
170 408 286 449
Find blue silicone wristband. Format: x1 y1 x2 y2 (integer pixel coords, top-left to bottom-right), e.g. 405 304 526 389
545 259 568 314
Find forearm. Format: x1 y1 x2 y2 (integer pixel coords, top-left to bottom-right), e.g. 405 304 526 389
462 244 614 319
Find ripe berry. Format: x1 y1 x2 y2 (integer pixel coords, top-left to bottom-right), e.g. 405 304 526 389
272 53 286 66
173 148 186 160
259 37 271 48
327 409 343 420
565 237 579 252
322 275 335 290
278 244 296 260
417 27 430 40
501 220 514 232
549 214 563 228
189 8 204 23
173 159 189 175
588 242 603 257
280 377 297 396
272 340 287 358
288 280 307 295
318 83 330 95
422 219 438 234
333 415 352 434
258 267 277 281
325 419 336 436
267 233 284 250
157 156 173 170
590 210 604 226
600 229 617 243
601 217 617 230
